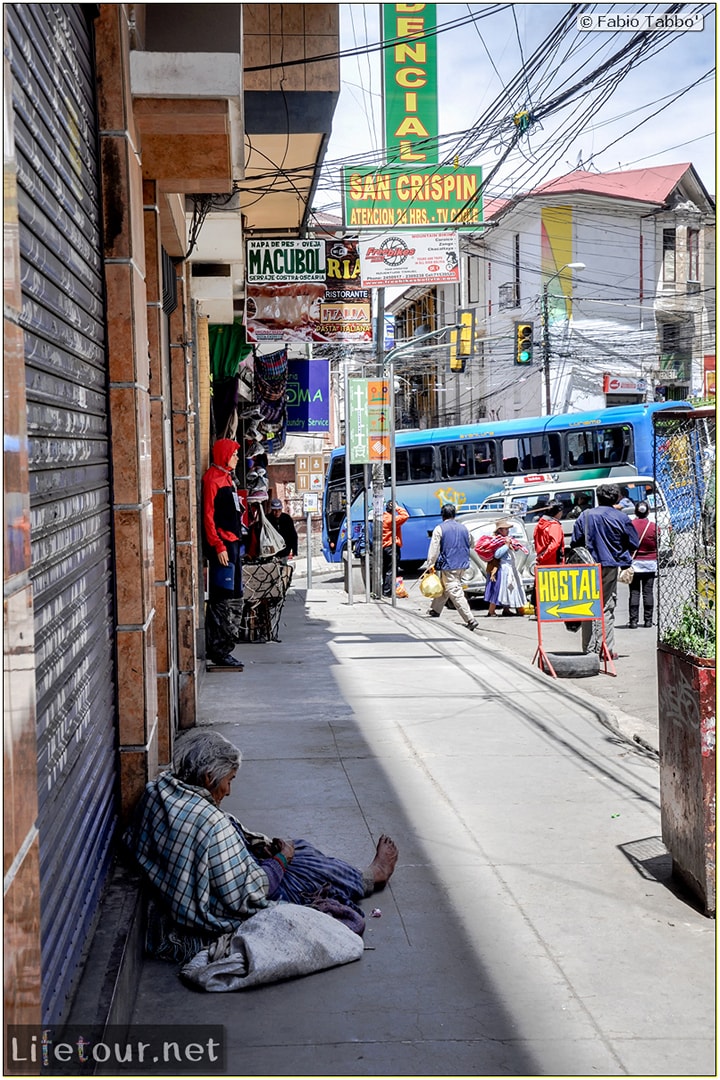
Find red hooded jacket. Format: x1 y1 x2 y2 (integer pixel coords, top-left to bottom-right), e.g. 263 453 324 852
533 514 565 566
202 439 242 556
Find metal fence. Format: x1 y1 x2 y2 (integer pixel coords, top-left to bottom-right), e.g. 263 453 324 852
654 407 716 658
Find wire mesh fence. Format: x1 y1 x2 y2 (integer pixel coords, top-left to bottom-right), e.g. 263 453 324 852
654 407 716 658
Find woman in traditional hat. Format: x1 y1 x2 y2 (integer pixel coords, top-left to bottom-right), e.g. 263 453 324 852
482 518 528 617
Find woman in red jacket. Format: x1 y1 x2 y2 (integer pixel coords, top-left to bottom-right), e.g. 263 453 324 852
202 439 245 668
533 503 565 567
530 503 565 612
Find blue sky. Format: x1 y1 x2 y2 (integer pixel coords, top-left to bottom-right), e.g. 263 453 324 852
316 3 716 213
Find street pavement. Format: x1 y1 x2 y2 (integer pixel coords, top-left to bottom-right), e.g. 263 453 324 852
125 565 715 1076
386 562 662 753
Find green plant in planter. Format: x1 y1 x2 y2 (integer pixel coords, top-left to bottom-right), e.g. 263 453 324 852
662 601 716 660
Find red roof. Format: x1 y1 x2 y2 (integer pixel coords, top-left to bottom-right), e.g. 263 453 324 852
532 163 692 202
482 196 511 219
485 163 695 220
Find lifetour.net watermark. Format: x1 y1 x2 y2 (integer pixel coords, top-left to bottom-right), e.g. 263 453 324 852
577 11 704 31
6 1026 225 1075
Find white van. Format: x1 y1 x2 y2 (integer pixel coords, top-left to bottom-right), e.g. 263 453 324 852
478 474 671 557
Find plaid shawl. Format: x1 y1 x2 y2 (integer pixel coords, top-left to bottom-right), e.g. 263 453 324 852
124 773 272 936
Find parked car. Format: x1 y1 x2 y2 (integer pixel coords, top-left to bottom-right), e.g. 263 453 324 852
455 511 535 599
478 474 672 561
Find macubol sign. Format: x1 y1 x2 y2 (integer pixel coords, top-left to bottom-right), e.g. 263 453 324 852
342 166 483 230
246 240 326 283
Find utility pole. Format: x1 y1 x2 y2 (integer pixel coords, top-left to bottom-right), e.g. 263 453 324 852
541 262 585 415
371 288 386 598
542 283 551 415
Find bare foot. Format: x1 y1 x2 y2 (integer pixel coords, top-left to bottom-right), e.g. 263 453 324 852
365 835 398 890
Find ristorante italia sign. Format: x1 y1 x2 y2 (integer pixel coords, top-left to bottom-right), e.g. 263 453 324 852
383 3 438 164
342 165 483 230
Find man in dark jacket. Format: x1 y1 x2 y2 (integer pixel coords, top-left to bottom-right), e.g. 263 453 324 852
425 503 478 631
571 483 638 658
268 498 298 562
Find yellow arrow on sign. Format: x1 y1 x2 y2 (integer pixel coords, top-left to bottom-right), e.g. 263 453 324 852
545 602 598 618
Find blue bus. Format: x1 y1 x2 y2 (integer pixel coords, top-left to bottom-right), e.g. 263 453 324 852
322 401 692 564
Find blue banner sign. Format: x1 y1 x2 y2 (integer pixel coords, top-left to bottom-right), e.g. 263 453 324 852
286 359 329 433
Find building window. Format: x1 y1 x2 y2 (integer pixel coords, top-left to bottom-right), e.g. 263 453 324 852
662 228 676 282
498 283 517 309
514 233 521 306
687 228 700 282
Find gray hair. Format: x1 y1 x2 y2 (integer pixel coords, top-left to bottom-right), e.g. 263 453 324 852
172 729 241 788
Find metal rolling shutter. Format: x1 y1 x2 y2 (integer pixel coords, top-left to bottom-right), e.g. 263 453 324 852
6 4 117 1023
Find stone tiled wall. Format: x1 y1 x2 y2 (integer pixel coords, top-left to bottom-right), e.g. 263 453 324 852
96 5 159 817
3 55 42 1026
168 268 200 729
144 180 175 767
243 4 339 92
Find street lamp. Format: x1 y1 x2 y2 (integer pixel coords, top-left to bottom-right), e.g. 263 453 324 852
542 262 585 415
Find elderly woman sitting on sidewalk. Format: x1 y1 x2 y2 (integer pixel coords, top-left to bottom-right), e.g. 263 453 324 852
124 729 398 960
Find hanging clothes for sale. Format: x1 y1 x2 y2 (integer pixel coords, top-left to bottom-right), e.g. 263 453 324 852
254 348 289 453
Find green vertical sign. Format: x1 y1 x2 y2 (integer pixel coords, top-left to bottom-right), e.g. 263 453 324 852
348 379 391 464
383 4 438 165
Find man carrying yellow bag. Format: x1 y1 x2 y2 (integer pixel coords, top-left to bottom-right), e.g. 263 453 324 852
424 503 479 631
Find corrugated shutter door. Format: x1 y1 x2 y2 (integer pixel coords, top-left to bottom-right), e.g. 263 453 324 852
6 4 118 1024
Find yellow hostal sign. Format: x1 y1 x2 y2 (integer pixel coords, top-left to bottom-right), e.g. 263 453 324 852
536 564 603 621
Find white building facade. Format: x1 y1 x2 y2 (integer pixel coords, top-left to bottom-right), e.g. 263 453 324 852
388 163 715 424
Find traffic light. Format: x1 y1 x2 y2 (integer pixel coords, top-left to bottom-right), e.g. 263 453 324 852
514 321 534 365
450 309 475 373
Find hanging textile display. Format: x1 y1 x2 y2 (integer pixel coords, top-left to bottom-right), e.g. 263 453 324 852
254 348 289 454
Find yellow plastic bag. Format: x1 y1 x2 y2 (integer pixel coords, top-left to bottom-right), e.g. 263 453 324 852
419 569 444 598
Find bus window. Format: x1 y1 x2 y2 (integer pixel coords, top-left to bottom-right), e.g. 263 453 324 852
441 443 468 479
500 438 522 474
516 434 561 472
407 446 435 481
566 431 597 467
598 425 632 466
328 456 363 486
395 446 435 483
466 439 496 476
547 434 562 470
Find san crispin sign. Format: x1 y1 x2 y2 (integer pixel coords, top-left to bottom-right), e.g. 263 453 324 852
342 165 483 229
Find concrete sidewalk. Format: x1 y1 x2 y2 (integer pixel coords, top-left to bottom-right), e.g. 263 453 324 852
124 575 715 1076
